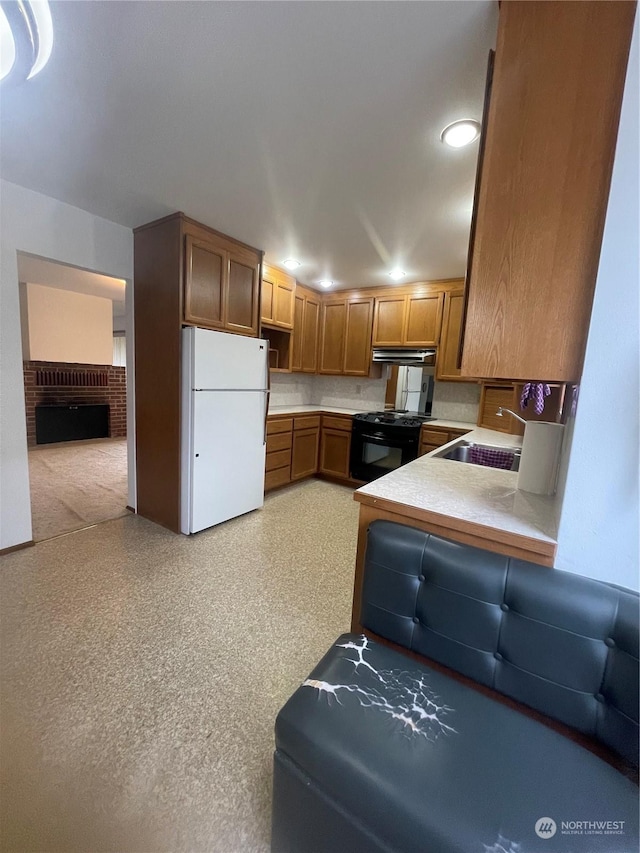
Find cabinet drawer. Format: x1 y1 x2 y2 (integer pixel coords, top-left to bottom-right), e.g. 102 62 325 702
322 415 353 432
419 443 440 457
422 428 449 446
267 417 293 435
266 449 291 472
266 431 292 453
265 465 291 491
294 415 321 431
448 428 470 439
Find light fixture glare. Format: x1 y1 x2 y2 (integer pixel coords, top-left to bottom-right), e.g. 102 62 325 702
26 0 53 79
0 6 16 80
282 258 301 270
440 119 481 148
318 280 333 289
388 268 406 281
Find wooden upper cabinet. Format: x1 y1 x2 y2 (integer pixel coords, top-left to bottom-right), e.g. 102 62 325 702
436 288 466 382
291 293 304 371
460 0 636 382
372 292 442 347
319 301 346 374
372 297 405 346
343 298 373 375
292 285 320 373
183 223 261 337
302 294 319 373
261 264 295 330
404 293 442 347
184 236 225 329
319 296 374 375
227 247 259 336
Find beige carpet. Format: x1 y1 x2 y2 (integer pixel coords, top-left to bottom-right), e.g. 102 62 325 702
28 438 128 541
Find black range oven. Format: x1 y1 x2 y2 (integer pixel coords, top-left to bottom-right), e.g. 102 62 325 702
350 411 433 483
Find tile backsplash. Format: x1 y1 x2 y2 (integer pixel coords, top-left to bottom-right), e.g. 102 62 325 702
268 373 314 407
431 381 481 423
271 371 480 423
270 373 386 410
312 375 387 411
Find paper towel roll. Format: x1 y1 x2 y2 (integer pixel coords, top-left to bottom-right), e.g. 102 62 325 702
517 421 565 495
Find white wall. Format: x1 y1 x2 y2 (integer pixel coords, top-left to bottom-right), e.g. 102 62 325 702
22 283 113 365
0 180 133 550
555 15 639 590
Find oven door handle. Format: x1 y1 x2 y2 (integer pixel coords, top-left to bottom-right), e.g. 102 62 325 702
360 432 414 446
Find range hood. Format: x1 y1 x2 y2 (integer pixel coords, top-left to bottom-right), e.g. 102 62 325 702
371 348 436 366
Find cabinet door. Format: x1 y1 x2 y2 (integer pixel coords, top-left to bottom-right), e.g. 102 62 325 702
372 297 406 347
404 293 443 347
343 298 373 376
319 427 351 478
291 427 319 480
302 295 319 373
436 291 465 381
274 279 295 329
319 300 346 374
477 384 522 434
291 293 304 372
261 275 275 325
184 235 226 328
227 248 259 336
460 1 635 381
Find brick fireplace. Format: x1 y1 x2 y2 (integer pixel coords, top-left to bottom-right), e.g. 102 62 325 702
23 360 126 447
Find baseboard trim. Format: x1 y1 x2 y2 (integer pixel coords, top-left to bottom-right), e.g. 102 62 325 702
0 540 35 557
126 505 136 513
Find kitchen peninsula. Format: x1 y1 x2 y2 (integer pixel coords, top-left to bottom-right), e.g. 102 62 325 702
351 425 561 630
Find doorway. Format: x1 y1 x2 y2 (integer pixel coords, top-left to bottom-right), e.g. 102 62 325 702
18 253 130 541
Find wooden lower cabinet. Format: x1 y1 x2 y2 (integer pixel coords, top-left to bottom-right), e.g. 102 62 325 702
419 426 470 457
319 416 352 479
265 412 355 489
265 417 293 491
291 416 320 480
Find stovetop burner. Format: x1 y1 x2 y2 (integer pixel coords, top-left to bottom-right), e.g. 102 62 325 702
353 410 434 428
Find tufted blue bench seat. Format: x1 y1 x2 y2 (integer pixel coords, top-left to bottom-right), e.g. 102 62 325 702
272 520 639 853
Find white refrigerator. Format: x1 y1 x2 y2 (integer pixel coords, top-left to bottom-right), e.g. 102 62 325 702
395 365 433 412
181 327 269 534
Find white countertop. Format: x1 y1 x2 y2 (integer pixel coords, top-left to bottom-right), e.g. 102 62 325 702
268 404 366 416
356 426 559 547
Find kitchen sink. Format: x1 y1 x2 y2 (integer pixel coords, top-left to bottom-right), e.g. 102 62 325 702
436 441 521 472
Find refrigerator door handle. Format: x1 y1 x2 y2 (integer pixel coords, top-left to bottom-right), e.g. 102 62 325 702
263 344 270 445
263 390 270 445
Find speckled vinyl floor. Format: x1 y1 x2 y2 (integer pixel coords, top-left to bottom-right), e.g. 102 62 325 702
0 480 360 853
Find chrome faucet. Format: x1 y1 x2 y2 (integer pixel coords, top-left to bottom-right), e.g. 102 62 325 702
496 407 527 425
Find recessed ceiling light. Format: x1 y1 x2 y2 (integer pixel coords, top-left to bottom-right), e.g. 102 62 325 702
318 280 333 289
282 258 301 270
440 119 481 148
0 0 54 83
388 268 406 281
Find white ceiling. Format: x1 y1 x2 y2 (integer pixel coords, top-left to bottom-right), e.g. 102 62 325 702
1 1 497 290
